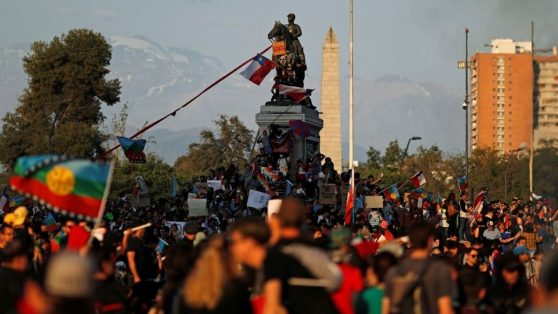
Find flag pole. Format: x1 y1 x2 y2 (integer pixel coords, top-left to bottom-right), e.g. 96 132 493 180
348 0 355 214
87 161 115 247
103 45 272 157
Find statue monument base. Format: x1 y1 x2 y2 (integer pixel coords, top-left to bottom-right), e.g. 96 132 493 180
256 101 323 178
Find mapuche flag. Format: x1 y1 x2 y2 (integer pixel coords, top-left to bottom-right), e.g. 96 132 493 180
117 137 147 163
240 54 276 85
383 185 400 202
9 155 111 220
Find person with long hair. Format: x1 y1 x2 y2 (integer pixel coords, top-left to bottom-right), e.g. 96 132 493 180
175 235 253 314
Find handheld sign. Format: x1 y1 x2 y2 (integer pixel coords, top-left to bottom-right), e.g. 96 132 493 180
365 196 384 209
319 184 337 205
207 180 223 191
188 198 208 217
247 190 271 209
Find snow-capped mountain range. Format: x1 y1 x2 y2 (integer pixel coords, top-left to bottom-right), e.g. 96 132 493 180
0 36 463 164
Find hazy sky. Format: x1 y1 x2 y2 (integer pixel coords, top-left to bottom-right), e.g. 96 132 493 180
2 0 557 92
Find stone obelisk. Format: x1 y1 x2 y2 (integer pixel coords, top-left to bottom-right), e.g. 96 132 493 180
320 27 342 169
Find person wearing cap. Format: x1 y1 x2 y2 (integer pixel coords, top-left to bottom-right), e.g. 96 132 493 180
482 220 518 247
45 252 96 314
514 246 537 286
262 197 340 314
329 227 364 314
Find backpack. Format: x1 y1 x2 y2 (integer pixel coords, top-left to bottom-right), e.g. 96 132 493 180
281 243 342 292
389 260 432 314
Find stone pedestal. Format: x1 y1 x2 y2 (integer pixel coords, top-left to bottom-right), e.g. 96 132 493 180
256 102 323 178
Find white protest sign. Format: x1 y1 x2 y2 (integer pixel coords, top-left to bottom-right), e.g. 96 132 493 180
188 198 208 217
366 196 384 209
207 180 223 190
247 190 271 209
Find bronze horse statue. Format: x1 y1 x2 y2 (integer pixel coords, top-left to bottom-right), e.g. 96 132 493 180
267 21 306 88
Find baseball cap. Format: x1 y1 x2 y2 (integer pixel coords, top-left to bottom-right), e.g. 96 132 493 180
513 246 530 256
3 213 15 225
330 227 352 249
12 206 28 227
45 253 94 298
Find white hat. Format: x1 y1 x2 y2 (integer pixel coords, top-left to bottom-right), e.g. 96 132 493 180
45 253 93 298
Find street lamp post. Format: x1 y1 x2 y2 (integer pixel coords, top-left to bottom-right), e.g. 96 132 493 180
464 28 470 188
400 136 422 170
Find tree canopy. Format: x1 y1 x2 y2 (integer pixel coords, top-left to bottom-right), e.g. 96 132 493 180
358 141 558 203
174 115 253 177
0 29 120 166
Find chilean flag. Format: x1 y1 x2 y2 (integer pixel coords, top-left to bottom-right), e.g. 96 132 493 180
240 54 276 85
344 184 354 225
409 171 427 188
274 84 314 102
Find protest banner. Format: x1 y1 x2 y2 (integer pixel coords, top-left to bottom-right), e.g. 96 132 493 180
319 184 337 205
365 196 384 209
188 198 208 217
247 190 271 209
207 180 223 190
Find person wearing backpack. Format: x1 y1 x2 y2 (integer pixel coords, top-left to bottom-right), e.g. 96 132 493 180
383 222 455 314
263 197 341 314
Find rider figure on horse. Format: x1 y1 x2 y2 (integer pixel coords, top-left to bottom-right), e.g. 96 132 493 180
287 13 305 65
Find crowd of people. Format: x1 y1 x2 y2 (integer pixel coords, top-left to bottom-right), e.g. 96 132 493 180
1 152 558 314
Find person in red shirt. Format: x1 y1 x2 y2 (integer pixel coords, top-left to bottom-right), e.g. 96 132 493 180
380 221 394 241
330 228 364 314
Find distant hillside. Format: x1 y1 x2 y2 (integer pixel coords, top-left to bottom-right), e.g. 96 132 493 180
0 36 463 164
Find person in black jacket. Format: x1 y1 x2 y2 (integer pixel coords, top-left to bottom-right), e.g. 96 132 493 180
487 252 531 314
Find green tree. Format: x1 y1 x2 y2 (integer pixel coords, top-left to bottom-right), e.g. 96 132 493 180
174 115 253 176
111 154 174 199
0 29 120 166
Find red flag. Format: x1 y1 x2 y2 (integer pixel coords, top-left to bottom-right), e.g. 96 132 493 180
67 225 90 251
409 171 426 188
472 190 487 213
344 186 354 225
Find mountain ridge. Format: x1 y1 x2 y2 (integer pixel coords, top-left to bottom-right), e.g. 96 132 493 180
0 35 463 164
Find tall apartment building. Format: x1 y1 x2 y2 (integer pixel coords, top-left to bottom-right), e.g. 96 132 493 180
470 39 534 153
534 52 558 147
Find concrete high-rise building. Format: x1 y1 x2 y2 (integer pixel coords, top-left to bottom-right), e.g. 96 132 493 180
470 39 558 153
470 39 534 153
534 53 558 147
320 27 342 168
